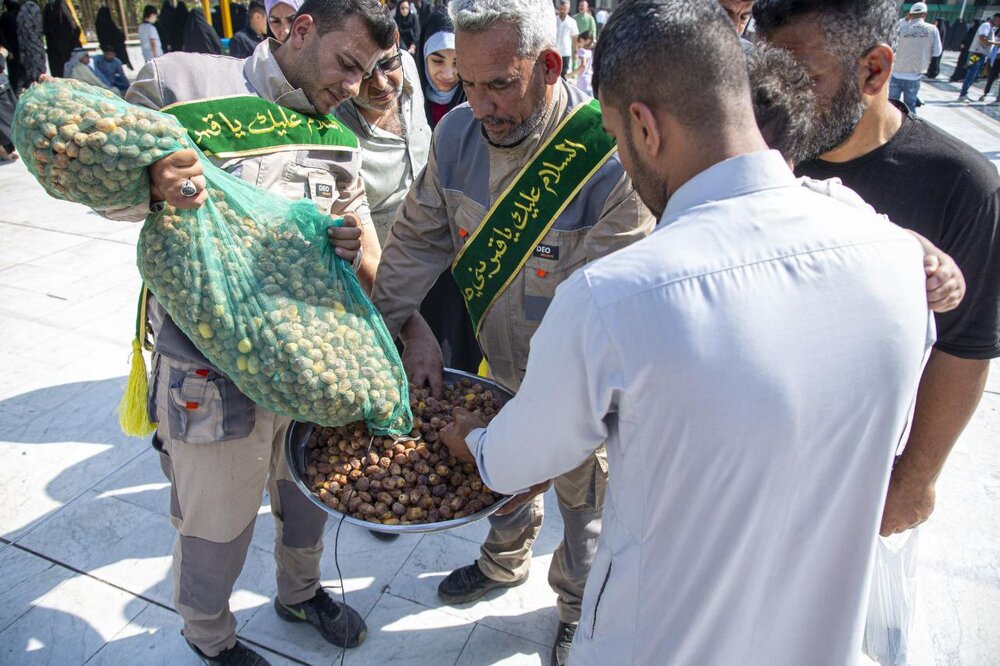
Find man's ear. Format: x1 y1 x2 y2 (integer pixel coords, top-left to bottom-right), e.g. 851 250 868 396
287 13 315 48
859 43 894 97
628 101 663 158
540 48 562 85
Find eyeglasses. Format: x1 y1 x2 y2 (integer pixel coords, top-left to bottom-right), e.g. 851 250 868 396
362 52 404 81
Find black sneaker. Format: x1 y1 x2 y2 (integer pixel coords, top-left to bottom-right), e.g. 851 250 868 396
369 529 400 542
185 639 270 665
550 622 577 666
274 588 367 648
437 562 527 605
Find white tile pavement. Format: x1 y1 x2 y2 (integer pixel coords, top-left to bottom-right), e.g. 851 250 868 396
1 59 999 665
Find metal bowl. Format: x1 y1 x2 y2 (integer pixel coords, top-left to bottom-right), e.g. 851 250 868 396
285 368 516 535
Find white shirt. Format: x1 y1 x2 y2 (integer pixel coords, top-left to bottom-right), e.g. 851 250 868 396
971 21 996 55
555 14 579 57
893 18 942 80
574 47 592 94
138 21 161 61
467 150 934 666
595 8 608 24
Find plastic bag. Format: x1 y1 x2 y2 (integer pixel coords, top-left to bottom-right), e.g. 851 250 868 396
862 529 920 666
13 78 412 436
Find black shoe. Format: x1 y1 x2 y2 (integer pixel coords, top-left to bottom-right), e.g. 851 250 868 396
274 588 367 648
550 622 577 666
185 639 270 665
369 529 400 542
437 562 527 605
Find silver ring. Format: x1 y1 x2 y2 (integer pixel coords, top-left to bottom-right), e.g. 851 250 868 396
179 179 198 198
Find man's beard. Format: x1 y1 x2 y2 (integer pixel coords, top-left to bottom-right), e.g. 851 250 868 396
283 39 348 113
482 73 550 147
354 85 401 114
623 127 666 219
803 65 867 161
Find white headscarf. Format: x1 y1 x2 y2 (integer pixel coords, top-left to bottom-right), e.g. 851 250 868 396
264 0 301 18
63 47 89 78
423 30 458 105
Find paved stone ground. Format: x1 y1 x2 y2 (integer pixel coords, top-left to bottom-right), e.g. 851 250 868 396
1 53 998 665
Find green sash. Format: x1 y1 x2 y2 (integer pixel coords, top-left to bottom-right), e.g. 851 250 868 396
161 94 359 159
452 98 616 334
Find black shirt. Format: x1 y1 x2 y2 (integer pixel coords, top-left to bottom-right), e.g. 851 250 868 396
797 104 1000 360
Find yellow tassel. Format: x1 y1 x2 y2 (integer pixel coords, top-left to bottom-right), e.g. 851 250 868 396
117 338 156 437
478 358 490 378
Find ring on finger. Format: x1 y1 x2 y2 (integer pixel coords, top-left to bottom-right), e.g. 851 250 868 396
180 179 198 198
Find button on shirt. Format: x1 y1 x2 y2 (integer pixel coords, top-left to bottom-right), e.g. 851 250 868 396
466 151 934 665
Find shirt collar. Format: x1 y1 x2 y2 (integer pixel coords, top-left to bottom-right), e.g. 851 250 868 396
661 150 796 225
243 39 320 115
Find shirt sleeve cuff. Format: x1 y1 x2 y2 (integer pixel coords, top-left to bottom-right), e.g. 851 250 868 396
467 427 532 495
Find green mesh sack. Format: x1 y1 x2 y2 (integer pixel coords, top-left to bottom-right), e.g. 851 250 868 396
13 78 412 436
13 78 186 209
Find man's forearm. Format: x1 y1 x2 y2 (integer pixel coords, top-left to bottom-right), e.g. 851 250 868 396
899 350 989 483
882 350 990 534
399 310 435 345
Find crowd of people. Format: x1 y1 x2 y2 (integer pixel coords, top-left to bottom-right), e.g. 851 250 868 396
2 0 999 664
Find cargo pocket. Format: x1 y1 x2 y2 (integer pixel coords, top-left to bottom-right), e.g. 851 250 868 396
166 367 255 444
513 253 586 371
522 227 588 323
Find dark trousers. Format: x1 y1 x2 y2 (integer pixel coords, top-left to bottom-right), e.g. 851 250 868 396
983 62 1000 97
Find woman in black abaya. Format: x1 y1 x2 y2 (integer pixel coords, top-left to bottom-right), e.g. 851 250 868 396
951 19 982 82
168 0 188 52
95 5 131 69
182 4 219 54
42 0 79 79
0 0 25 91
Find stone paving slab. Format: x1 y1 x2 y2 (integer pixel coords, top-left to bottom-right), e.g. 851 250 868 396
1 53 999 665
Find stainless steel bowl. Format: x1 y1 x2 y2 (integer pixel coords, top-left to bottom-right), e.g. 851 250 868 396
285 368 516 535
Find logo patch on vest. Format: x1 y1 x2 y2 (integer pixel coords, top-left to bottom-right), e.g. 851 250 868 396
533 244 559 261
315 183 334 199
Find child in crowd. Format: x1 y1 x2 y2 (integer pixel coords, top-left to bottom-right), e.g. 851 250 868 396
571 30 593 94
94 44 130 95
138 4 162 62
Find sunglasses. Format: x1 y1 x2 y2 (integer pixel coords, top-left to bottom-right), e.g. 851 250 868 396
362 52 404 81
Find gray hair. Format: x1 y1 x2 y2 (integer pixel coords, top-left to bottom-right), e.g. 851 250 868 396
449 0 557 56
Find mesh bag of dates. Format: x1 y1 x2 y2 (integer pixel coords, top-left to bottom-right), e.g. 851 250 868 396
304 378 508 526
13 79 412 437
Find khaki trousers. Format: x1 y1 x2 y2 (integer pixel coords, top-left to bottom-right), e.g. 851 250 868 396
477 449 607 624
151 354 328 656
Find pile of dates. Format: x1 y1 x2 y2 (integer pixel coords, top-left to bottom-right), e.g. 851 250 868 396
305 378 508 525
